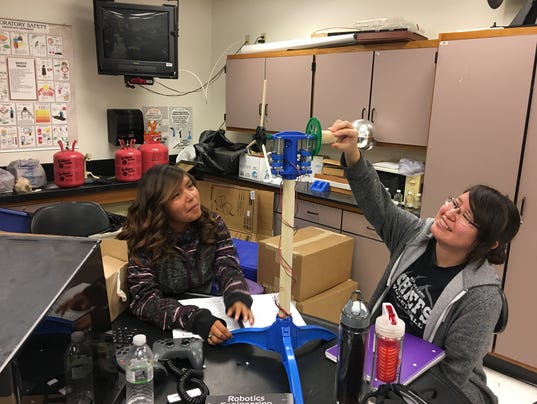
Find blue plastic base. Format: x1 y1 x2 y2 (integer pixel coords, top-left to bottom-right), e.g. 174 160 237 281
222 316 336 404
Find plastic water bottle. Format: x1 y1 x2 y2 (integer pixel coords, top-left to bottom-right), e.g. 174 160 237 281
393 189 404 207
371 303 405 389
125 334 154 404
335 290 370 404
64 331 94 404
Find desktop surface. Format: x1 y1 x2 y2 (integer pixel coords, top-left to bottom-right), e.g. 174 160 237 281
112 310 339 404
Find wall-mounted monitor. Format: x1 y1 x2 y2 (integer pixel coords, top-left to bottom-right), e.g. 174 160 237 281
93 1 178 79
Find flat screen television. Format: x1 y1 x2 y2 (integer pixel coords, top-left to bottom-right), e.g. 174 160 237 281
93 1 178 79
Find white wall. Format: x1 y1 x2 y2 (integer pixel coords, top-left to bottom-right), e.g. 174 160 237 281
0 0 526 167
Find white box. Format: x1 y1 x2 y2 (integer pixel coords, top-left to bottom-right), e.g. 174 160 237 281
238 153 271 182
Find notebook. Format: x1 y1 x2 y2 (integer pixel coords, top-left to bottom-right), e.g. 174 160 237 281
325 325 445 386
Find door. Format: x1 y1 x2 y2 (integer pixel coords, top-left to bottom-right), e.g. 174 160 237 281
312 51 373 128
370 47 437 146
421 35 537 218
225 57 265 129
494 72 537 368
265 55 313 132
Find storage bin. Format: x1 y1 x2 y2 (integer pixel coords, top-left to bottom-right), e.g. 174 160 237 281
233 238 258 281
0 208 31 233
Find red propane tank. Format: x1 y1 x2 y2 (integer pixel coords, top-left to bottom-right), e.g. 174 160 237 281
139 133 169 174
53 140 85 188
115 139 142 182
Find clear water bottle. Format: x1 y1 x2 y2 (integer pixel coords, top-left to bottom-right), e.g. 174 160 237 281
335 290 370 404
125 334 154 404
405 191 415 211
393 189 404 207
371 303 405 390
64 331 94 404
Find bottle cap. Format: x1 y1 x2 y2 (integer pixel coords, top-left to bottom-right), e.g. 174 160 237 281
132 334 147 346
375 303 405 338
71 331 85 342
340 290 370 329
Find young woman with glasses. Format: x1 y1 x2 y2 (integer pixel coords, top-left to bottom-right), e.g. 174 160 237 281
328 119 520 404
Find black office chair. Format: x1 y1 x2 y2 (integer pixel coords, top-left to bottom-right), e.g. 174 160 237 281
30 201 111 237
494 287 509 334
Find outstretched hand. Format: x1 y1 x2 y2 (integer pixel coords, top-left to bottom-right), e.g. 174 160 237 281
327 119 361 167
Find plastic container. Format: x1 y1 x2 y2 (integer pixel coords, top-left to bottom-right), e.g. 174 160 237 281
125 334 154 404
64 331 94 404
139 134 168 175
371 303 405 389
335 290 370 404
393 189 403 207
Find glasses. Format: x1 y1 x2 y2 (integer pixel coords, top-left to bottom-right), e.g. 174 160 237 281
444 196 479 229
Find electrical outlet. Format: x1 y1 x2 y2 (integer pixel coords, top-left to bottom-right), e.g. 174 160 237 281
245 34 250 44
257 33 266 43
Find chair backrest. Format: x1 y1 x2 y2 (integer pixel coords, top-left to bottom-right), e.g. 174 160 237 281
494 287 509 334
30 201 110 237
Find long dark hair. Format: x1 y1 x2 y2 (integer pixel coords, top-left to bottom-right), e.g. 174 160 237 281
465 185 520 265
117 164 220 265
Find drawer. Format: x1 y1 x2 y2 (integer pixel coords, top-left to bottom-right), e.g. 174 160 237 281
341 210 382 241
295 199 342 229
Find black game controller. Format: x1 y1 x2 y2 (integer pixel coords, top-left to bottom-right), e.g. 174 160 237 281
152 337 204 370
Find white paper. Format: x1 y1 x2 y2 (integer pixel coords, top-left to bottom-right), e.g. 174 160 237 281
173 293 306 339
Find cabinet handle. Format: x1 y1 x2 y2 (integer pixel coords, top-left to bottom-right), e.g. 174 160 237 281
366 225 375 231
370 108 376 123
306 210 319 216
520 196 526 218
265 104 268 117
361 107 367 119
258 103 262 116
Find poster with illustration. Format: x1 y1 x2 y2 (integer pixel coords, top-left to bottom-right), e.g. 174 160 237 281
35 103 51 124
47 35 63 57
30 33 47 57
168 106 193 152
18 126 35 148
0 126 17 149
142 106 169 144
0 103 15 125
37 81 55 101
54 59 69 81
36 125 52 146
11 32 29 55
0 18 75 152
0 32 10 55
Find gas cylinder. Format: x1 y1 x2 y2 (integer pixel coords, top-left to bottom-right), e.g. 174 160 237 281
115 139 142 182
139 133 168 174
53 140 85 188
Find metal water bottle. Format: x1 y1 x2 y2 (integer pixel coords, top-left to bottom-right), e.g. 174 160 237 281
335 290 370 404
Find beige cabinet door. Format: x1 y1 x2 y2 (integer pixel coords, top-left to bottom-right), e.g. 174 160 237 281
370 47 437 146
312 52 373 127
421 35 536 218
225 58 265 129
494 74 537 369
265 55 313 132
342 211 389 302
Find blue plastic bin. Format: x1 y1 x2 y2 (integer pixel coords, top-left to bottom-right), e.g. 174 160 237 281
0 208 31 233
233 238 258 282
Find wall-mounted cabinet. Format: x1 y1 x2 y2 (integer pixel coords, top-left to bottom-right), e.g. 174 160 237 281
313 47 437 146
225 55 313 132
422 30 537 372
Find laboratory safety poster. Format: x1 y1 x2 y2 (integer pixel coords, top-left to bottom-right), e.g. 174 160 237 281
0 18 76 153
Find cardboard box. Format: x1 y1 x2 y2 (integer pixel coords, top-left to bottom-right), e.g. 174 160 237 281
197 180 274 241
100 238 129 321
295 279 358 323
257 226 353 301
238 153 271 182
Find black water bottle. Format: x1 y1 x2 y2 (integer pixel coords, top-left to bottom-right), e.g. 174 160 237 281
335 290 370 404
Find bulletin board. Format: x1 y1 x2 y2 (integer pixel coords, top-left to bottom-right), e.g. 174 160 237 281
0 18 76 153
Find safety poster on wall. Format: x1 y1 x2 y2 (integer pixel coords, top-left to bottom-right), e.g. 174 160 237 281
0 18 76 153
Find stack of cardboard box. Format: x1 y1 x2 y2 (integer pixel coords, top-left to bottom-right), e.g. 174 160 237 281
257 226 357 324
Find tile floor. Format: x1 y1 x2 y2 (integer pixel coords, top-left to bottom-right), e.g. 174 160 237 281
485 367 537 403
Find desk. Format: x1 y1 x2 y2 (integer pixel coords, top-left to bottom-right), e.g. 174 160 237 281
112 311 339 404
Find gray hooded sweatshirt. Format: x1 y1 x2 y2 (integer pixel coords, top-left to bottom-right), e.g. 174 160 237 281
344 154 502 404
